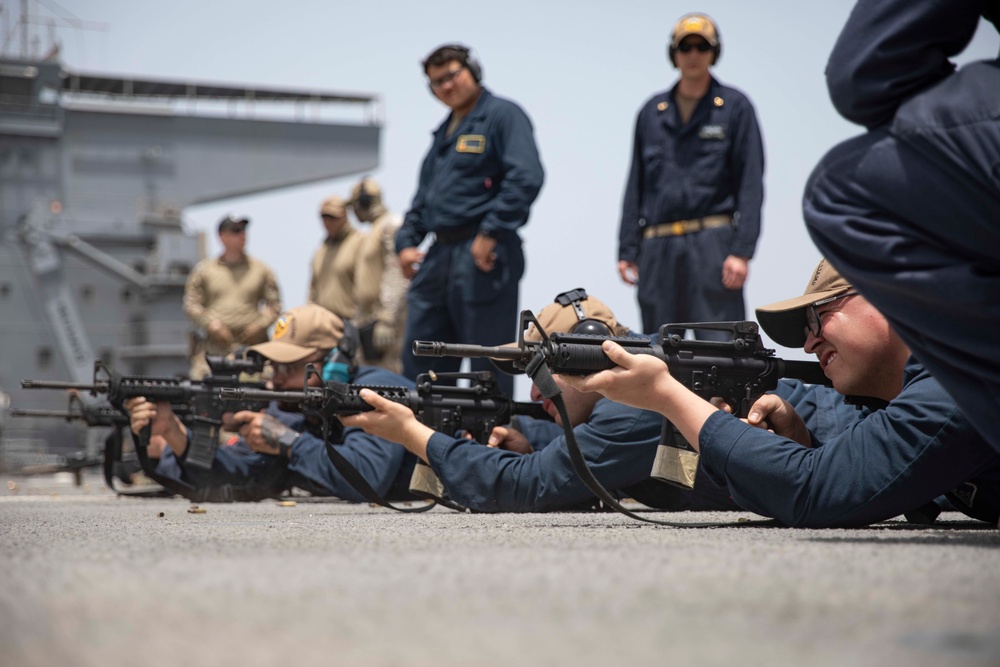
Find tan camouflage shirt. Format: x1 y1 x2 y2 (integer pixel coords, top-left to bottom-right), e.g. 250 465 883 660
309 224 364 321
183 254 282 338
354 211 409 330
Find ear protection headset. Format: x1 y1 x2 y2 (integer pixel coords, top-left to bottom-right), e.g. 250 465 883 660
435 43 483 83
321 320 359 383
555 288 612 336
667 13 722 66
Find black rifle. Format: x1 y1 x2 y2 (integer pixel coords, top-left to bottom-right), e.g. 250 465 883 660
9 392 192 494
221 370 548 441
21 356 267 471
415 314 829 413
220 369 550 510
413 312 831 527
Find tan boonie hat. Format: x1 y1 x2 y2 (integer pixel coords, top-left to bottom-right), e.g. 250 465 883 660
320 195 347 218
492 289 629 375
755 259 853 349
248 304 345 364
671 13 719 48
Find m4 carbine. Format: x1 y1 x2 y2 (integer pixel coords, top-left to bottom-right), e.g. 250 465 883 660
21 356 267 470
415 313 828 415
220 368 549 509
218 369 549 444
414 313 831 502
11 395 131 428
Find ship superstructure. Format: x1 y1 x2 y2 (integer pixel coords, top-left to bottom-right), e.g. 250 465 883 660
0 54 381 469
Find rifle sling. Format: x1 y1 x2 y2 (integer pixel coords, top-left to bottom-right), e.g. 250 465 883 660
527 353 777 528
323 440 436 513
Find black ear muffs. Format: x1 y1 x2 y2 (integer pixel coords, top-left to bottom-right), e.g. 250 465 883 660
441 43 483 83
465 49 483 83
572 319 612 337
667 14 722 67
555 288 612 336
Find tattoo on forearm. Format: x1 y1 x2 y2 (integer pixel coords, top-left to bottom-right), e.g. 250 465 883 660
260 416 294 449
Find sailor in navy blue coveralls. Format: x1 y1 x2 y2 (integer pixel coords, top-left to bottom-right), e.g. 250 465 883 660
153 365 419 502
418 377 856 514
562 262 1000 527
619 14 764 339
699 359 1000 527
397 45 544 398
127 303 421 502
341 289 859 514
804 0 1000 452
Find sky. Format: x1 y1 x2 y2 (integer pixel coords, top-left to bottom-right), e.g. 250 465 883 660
6 0 999 394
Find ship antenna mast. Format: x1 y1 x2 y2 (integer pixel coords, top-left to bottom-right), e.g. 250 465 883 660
1 0 108 59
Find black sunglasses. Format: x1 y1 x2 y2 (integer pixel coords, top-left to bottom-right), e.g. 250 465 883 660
677 41 714 53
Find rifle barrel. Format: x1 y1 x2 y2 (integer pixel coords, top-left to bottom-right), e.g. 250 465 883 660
10 408 76 418
412 341 526 360
21 380 104 391
510 401 550 421
781 359 830 386
219 388 309 402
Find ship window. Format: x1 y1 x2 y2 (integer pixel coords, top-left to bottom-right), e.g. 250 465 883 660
121 287 132 302
0 282 9 298
37 347 53 370
81 285 94 301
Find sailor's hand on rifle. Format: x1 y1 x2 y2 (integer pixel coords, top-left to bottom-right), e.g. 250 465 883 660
235 412 296 456
484 425 534 454
124 397 187 457
562 340 718 449
744 394 812 447
340 389 436 462
562 340 675 413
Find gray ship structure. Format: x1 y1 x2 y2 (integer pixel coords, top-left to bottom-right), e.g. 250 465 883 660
0 53 381 472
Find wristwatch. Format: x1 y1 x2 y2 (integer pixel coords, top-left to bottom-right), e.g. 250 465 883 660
277 429 300 459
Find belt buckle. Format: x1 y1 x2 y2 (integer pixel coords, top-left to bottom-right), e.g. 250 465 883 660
671 221 686 236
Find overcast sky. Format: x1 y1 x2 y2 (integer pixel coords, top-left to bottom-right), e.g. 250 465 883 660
10 0 999 393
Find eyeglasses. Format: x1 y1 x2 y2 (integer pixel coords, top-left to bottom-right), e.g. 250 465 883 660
676 41 714 53
272 355 324 378
428 66 466 90
805 291 858 339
